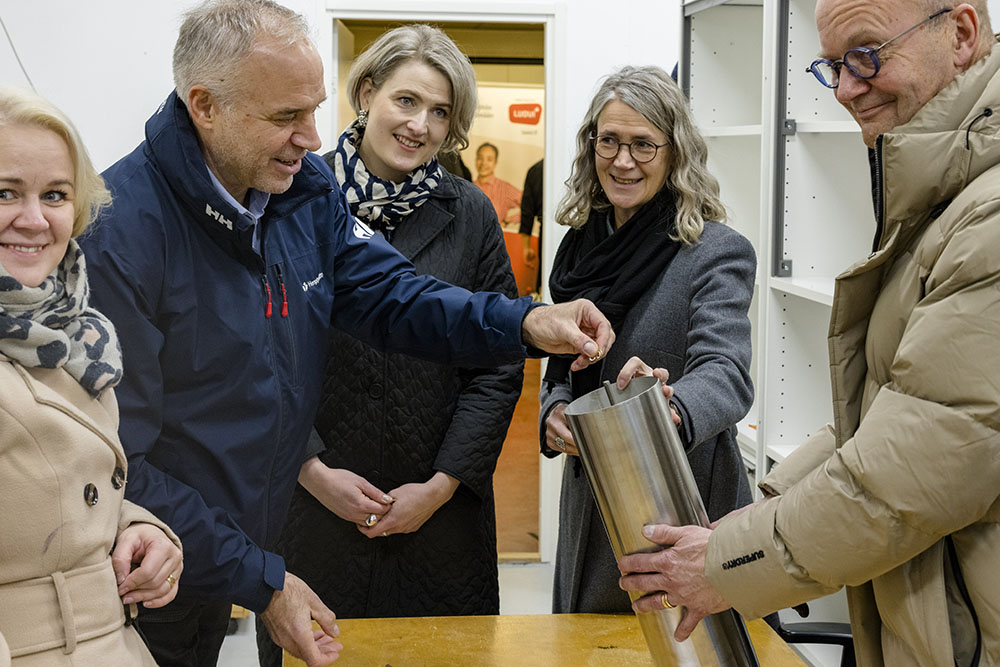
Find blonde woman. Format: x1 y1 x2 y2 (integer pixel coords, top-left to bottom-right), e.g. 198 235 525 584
0 88 182 665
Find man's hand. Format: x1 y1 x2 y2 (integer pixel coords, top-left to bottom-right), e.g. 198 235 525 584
544 403 579 456
618 524 730 641
113 523 183 608
299 457 394 526
522 299 615 371
260 572 342 666
359 472 459 538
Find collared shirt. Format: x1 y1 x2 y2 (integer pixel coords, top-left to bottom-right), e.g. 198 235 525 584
475 176 522 225
206 167 271 253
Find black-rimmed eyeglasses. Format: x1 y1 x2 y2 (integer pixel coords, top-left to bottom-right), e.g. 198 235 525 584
590 133 669 163
806 8 952 88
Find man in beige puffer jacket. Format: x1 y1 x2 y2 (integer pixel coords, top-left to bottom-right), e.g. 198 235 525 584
618 1 1000 665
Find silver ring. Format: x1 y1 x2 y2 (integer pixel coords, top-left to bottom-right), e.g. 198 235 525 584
365 513 378 527
554 436 567 451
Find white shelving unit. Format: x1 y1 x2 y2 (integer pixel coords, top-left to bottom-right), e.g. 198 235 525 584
682 0 867 664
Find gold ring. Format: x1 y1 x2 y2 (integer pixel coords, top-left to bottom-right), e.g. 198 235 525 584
382 531 388 537
588 347 603 363
166 573 177 588
660 592 674 609
365 514 378 527
554 436 567 451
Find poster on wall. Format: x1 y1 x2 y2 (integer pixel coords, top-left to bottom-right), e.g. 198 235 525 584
460 84 545 230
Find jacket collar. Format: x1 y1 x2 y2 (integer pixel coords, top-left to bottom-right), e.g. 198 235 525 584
873 42 1000 252
144 92 335 263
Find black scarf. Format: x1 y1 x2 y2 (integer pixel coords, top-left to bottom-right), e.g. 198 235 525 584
544 187 682 396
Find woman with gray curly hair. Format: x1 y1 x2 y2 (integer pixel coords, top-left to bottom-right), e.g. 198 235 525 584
540 65 756 613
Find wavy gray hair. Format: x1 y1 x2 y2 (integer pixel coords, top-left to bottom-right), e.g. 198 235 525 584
555 65 725 245
173 0 311 108
347 24 477 153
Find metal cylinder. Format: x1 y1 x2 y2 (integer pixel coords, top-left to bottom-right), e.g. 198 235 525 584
564 376 759 667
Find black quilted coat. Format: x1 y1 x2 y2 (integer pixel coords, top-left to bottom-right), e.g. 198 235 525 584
257 169 523 664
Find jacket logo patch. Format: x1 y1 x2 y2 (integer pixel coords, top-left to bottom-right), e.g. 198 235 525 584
205 203 234 230
352 218 374 240
302 272 324 292
721 550 765 570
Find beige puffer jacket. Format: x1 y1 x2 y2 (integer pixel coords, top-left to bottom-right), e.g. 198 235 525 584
706 44 1000 666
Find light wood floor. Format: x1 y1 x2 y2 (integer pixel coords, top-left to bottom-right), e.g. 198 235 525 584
494 358 541 559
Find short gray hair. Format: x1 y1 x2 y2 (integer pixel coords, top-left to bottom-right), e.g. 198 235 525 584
555 65 726 245
173 0 311 107
347 24 477 153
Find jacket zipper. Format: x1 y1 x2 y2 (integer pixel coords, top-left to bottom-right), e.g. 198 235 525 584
260 274 274 318
869 136 885 255
946 535 981 666
276 264 289 317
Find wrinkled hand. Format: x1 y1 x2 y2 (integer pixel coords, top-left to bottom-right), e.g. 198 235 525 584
618 524 729 641
298 457 394 526
616 356 680 425
522 300 615 371
544 403 579 457
260 572 342 667
360 473 459 538
112 523 183 609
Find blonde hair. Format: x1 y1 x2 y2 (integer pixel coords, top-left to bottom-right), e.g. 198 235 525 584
556 65 725 245
347 24 477 153
0 87 110 237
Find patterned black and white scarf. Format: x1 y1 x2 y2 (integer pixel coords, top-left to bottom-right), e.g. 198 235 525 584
0 239 122 397
326 120 442 236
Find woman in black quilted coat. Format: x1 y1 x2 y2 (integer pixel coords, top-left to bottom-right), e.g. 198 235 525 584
256 24 523 667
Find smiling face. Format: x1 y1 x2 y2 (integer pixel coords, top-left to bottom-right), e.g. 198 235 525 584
195 37 326 202
357 59 452 182
0 125 75 287
594 98 671 227
475 145 497 181
816 0 959 146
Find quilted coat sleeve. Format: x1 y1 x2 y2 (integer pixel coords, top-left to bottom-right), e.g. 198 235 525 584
432 196 525 500
706 202 1000 619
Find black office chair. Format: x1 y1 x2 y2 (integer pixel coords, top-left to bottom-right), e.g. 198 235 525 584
765 603 856 667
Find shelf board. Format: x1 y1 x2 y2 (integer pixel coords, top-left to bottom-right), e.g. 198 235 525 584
700 124 762 137
766 443 798 463
685 0 763 15
793 120 860 134
769 276 835 306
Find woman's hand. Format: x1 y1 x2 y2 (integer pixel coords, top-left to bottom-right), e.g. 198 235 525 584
617 356 680 425
299 456 394 527
112 523 183 608
359 472 459 538
545 403 578 456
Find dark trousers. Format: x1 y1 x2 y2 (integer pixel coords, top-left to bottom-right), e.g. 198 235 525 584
135 600 232 667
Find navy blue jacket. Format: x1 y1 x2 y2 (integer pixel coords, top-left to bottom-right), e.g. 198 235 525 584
81 93 534 612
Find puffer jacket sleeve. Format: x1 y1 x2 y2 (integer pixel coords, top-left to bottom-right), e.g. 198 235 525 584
705 205 1000 619
433 193 525 500
759 423 837 496
84 224 286 613
670 228 755 447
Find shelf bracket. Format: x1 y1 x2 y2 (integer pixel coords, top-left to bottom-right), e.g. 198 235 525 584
782 118 797 136
776 259 792 277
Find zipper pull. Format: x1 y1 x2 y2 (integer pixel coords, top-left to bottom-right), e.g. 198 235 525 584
260 275 273 318
276 265 289 318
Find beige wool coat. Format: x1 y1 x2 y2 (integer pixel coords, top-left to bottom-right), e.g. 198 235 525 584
706 44 1000 666
0 356 180 666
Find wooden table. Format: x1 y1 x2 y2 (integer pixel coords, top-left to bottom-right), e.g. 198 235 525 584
283 613 805 666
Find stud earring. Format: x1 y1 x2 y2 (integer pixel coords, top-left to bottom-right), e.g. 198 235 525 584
357 109 368 128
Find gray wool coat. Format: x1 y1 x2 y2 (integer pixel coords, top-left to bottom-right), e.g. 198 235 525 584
540 220 756 613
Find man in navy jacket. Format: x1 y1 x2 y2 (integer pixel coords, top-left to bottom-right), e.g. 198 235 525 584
80 2 612 666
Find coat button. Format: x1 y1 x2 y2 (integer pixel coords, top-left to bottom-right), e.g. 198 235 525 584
111 467 126 490
368 383 384 399
84 484 99 506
